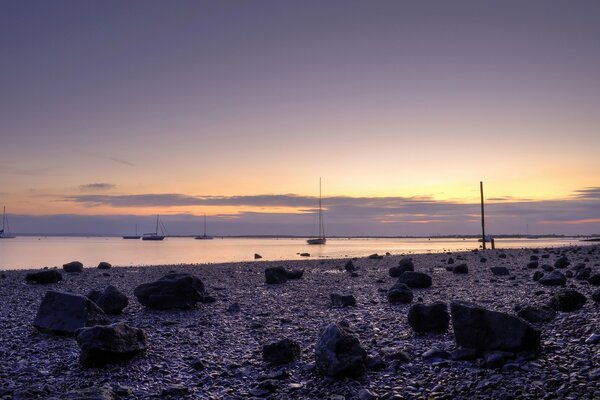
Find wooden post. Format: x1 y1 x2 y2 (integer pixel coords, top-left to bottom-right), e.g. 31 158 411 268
480 181 486 250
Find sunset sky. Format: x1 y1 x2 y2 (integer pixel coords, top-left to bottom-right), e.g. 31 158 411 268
1 1 599 235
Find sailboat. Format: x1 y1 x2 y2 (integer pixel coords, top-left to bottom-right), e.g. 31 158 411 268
142 215 166 241
195 214 213 240
123 224 141 239
307 178 326 245
0 206 16 239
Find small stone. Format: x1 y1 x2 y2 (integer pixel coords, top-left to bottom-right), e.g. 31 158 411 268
331 293 356 307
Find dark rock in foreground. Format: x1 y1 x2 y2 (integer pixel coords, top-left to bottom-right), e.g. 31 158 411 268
588 273 600 285
538 270 566 286
452 264 468 274
344 260 357 272
389 258 414 277
63 261 83 273
516 305 556 324
134 273 207 309
76 322 146 367
262 338 301 364
407 302 449 333
554 256 570 269
285 269 304 280
91 285 128 314
330 293 356 307
315 321 367 378
33 291 109 335
490 267 510 276
265 267 288 284
25 269 62 284
387 282 413 304
450 302 540 351
397 271 432 288
97 262 112 269
548 289 587 312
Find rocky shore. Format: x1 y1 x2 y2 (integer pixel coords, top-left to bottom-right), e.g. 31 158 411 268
0 245 599 399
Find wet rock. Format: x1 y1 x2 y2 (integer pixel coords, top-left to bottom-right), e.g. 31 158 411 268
134 273 207 309
538 270 566 286
62 261 83 273
387 283 413 304
262 338 301 364
585 333 600 344
588 273 600 285
76 322 146 367
422 348 450 360
532 271 544 281
516 305 556 324
315 321 367 378
33 291 109 335
389 257 414 276
548 289 586 312
407 302 449 333
527 261 539 269
330 293 356 307
554 256 570 268
397 271 432 288
25 269 62 284
450 347 480 361
490 267 510 276
97 262 112 269
450 302 540 351
93 285 128 314
285 269 304 280
265 267 288 284
452 263 468 274
482 351 513 368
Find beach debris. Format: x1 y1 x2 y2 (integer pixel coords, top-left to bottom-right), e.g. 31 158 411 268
397 271 432 288
25 269 62 284
450 302 540 351
387 282 413 304
408 302 449 333
315 321 367 378
134 273 208 309
87 285 128 314
76 322 146 366
538 270 566 286
548 289 586 312
330 293 356 307
265 267 288 284
62 261 83 273
97 261 112 269
33 291 108 335
262 338 301 364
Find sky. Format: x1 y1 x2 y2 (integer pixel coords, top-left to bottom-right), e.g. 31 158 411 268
1 0 599 236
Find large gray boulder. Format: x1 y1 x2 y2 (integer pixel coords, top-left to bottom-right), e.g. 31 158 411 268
25 269 62 284
33 291 109 335
397 271 432 288
89 285 128 314
450 302 540 351
134 273 207 310
408 302 449 333
315 321 367 378
76 322 146 367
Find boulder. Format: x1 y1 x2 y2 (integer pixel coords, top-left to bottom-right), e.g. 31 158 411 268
532 271 544 281
33 291 109 335
134 273 207 309
548 289 587 312
407 302 449 333
285 269 304 280
262 338 301 364
554 256 570 269
315 321 367 378
397 271 432 288
490 267 510 276
588 273 600 286
526 261 539 269
344 260 357 272
516 305 556 324
389 259 414 277
63 261 83 273
97 262 112 269
93 285 128 314
25 269 62 284
265 267 288 284
76 322 146 367
450 302 540 351
387 283 413 304
330 293 356 307
574 268 591 281
452 264 469 274
538 270 566 286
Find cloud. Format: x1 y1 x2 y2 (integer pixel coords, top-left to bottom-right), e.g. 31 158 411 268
0 165 50 176
79 183 116 192
572 187 600 200
93 155 134 167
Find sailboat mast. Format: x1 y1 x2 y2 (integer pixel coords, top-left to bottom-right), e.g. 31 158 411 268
318 178 323 238
156 214 159 234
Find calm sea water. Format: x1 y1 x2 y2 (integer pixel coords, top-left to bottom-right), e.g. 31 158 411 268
0 236 591 270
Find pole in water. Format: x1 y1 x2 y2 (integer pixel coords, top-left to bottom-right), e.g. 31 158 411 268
480 181 486 250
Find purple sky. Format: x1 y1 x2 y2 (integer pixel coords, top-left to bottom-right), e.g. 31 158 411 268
1 1 599 236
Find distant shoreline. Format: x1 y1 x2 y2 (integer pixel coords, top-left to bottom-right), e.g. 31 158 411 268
5 234 599 239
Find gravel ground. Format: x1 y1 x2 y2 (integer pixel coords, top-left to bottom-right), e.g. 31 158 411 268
0 245 599 399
